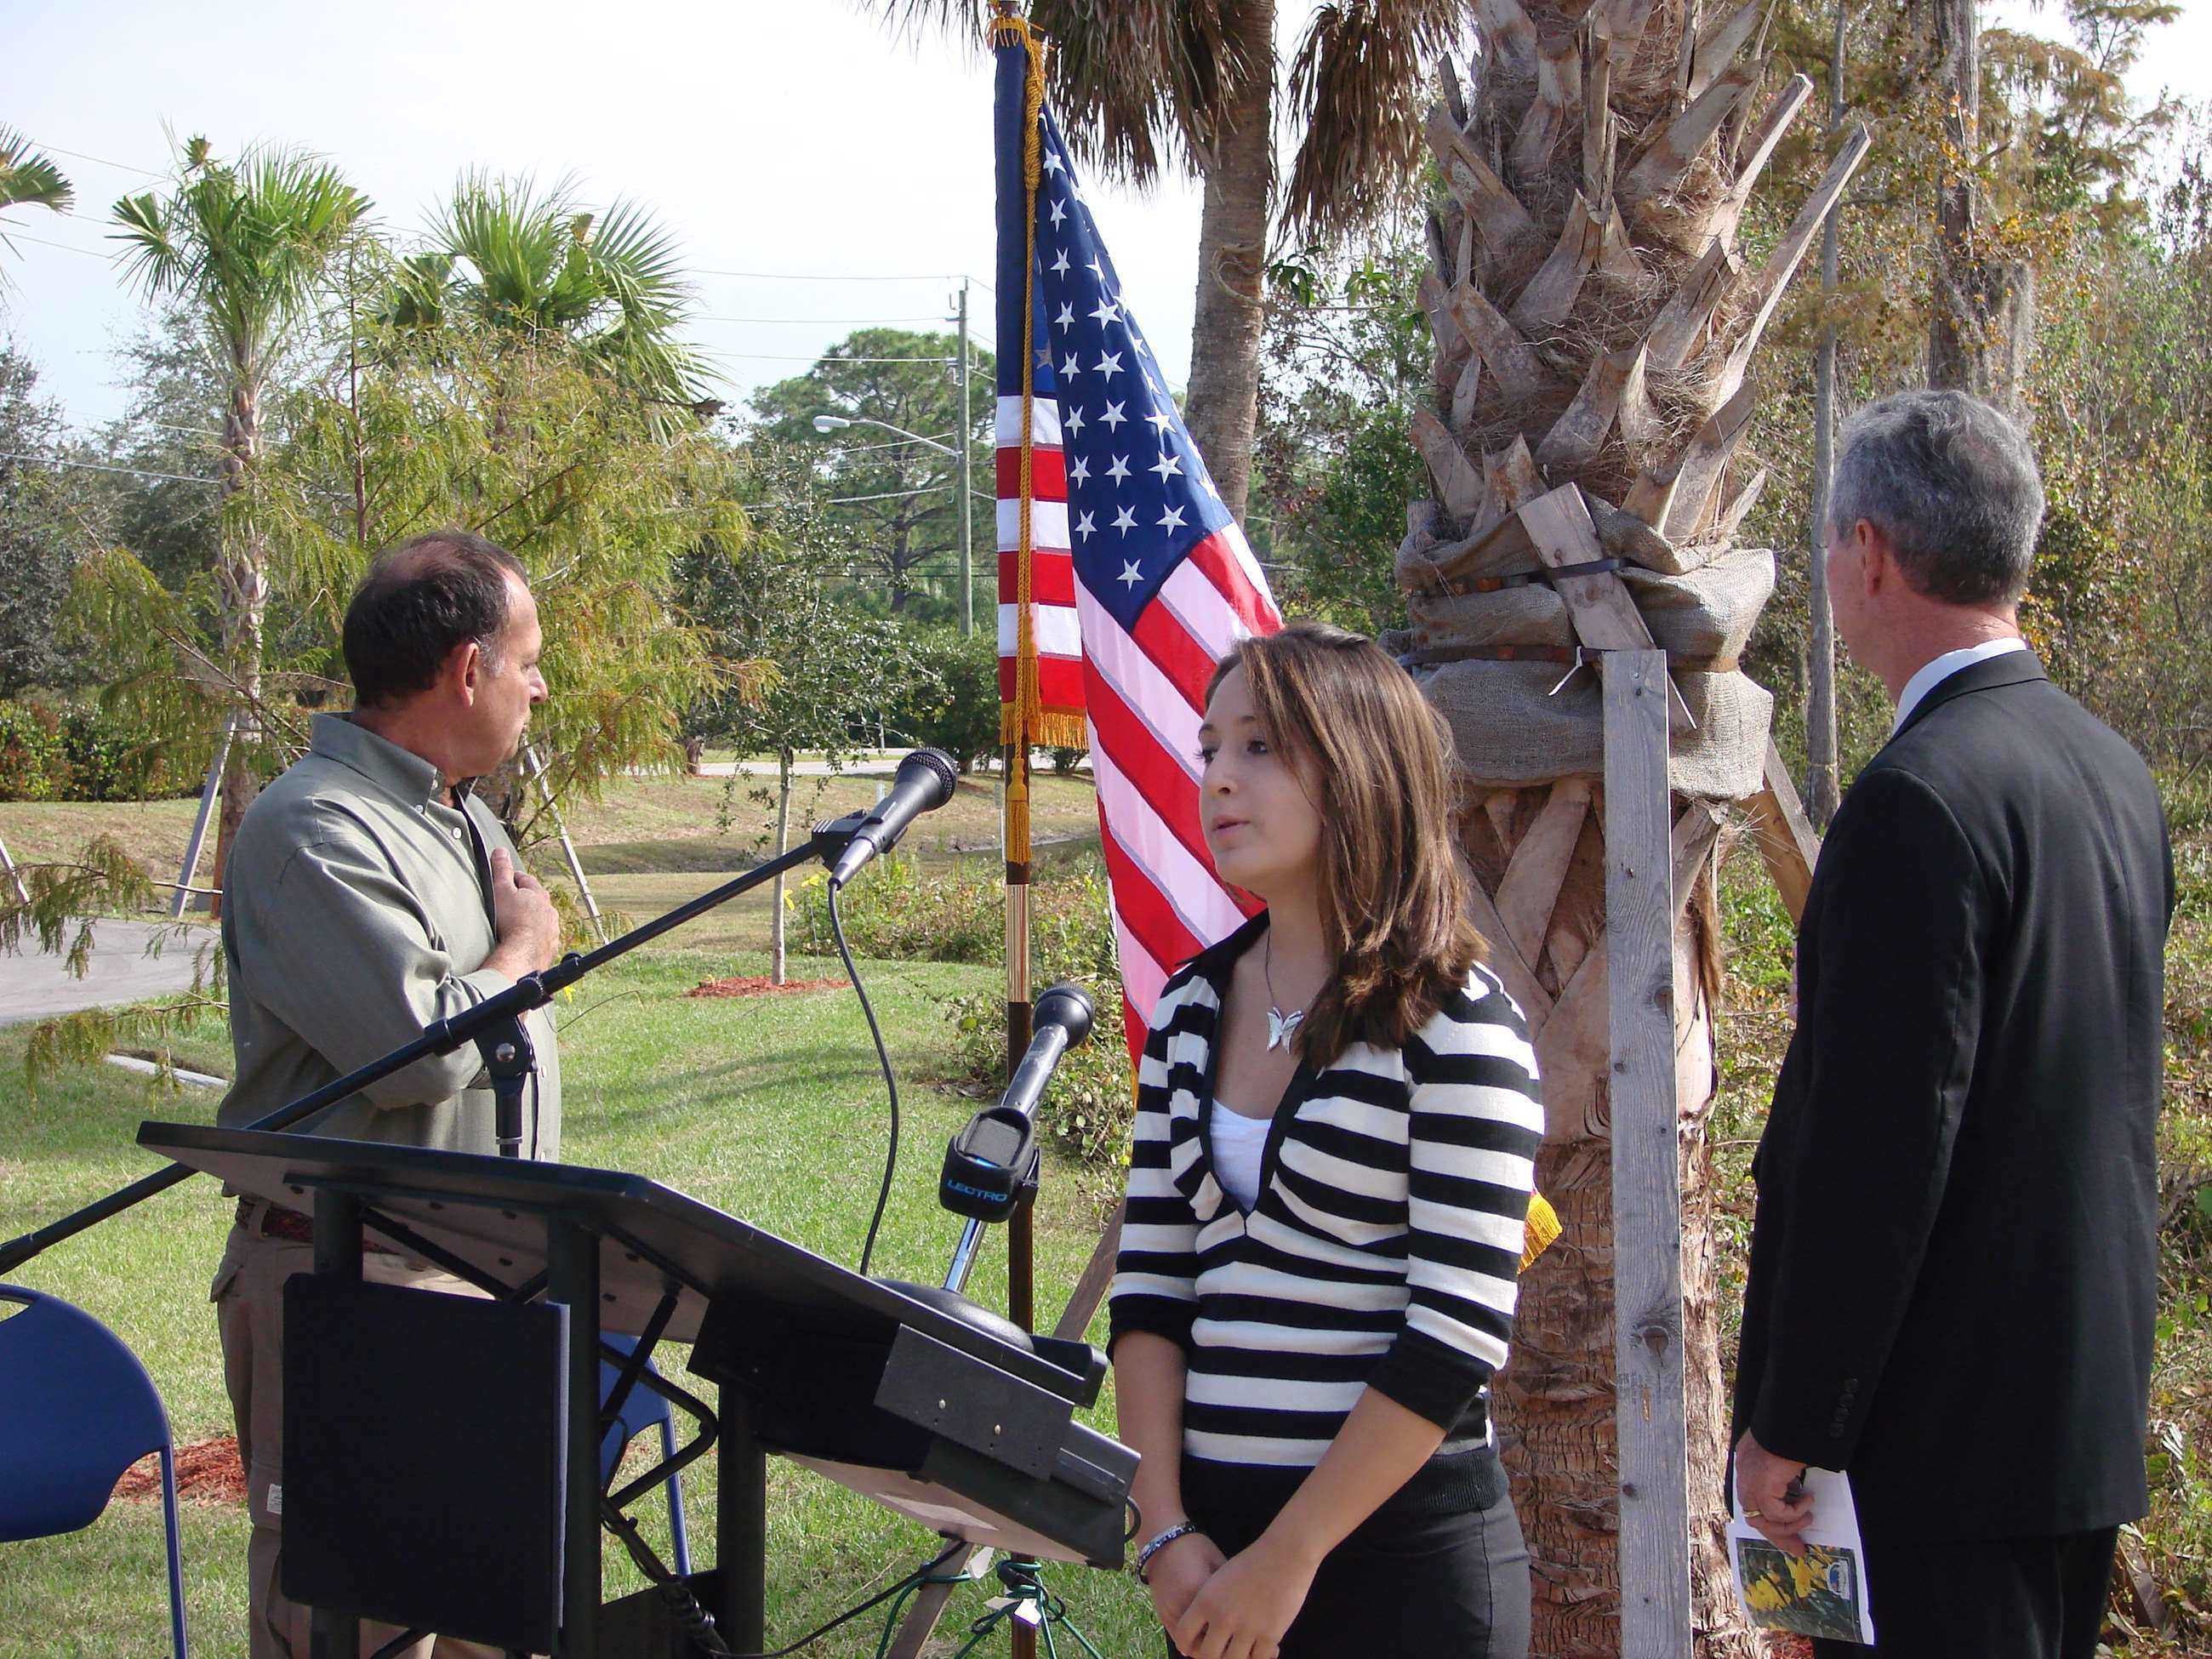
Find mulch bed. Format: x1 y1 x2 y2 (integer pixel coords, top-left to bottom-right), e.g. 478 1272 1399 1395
114 1437 247 1505
687 975 849 999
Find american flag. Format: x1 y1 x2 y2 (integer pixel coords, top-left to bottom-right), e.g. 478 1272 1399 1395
995 26 1283 1053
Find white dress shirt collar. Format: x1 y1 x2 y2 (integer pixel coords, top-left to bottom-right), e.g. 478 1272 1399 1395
1892 637 2031 733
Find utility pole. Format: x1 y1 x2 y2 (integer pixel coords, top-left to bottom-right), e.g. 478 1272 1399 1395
955 277 976 639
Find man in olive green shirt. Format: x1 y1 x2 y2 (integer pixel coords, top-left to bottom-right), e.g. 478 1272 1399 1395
213 530 563 1659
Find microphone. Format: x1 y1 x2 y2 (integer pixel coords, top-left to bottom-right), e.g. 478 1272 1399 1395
828 748 960 890
940 984 1096 1223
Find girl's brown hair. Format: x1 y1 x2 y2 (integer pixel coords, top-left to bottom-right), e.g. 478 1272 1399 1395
1207 622 1486 1063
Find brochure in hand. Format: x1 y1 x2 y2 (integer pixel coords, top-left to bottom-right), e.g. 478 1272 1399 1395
1727 1466 1877 1646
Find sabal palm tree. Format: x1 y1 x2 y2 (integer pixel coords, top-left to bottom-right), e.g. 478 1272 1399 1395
0 126 75 258
395 174 711 426
1396 3 1867 1650
872 0 1464 519
113 136 369 909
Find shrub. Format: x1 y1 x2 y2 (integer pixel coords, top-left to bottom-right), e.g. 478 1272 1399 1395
0 699 66 801
0 697 184 801
884 629 1001 772
788 849 1137 1171
1047 745 1088 776
60 703 172 801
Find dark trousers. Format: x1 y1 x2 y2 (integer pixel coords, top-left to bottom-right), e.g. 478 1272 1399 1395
1167 1468 1531 1659
1812 1525 2119 1659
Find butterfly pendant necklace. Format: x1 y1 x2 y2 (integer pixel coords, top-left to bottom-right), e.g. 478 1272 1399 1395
1263 932 1314 1052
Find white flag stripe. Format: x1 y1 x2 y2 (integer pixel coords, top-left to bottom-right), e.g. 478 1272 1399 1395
1217 520 1272 602
995 395 1061 448
1113 914 1168 1025
1073 589 1204 778
1090 743 1246 946
998 499 1069 550
996 601 1083 659
1156 558 1257 665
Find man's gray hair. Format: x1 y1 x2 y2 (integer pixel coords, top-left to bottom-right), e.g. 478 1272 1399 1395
1827 390 2046 607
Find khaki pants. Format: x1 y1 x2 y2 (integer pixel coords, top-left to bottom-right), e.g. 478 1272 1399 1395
212 1219 511 1659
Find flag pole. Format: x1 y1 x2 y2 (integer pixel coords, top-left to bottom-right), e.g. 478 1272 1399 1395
998 14 1048 1656
998 0 1046 1360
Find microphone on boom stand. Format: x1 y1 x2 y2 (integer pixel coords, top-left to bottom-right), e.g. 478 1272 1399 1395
940 984 1095 1292
829 748 960 891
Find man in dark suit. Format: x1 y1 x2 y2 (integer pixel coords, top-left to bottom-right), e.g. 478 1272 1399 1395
1731 390 2175 1658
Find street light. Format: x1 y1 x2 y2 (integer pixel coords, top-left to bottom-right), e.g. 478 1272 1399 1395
810 413 956 457
811 413 977 636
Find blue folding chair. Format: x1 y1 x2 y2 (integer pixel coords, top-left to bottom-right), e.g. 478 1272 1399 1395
0 1284 188 1657
599 1334 693 1577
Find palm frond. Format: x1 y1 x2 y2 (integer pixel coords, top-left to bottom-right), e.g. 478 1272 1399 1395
1281 0 1464 243
864 0 1263 185
427 171 710 419
109 138 368 383
0 125 75 215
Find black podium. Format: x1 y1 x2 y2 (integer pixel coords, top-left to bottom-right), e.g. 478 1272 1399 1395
139 1123 1136 1658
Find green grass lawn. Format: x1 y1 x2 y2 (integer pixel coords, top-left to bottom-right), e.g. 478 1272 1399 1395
0 938 1156 1658
6 770 2208 1653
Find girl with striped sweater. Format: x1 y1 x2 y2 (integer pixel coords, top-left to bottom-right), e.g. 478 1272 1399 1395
1110 624 1545 1659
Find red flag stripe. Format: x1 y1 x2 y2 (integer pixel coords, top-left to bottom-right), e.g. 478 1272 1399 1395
1096 817 1207 990
1111 918 1168 1058
1088 738 1252 944
1184 527 1280 636
1082 677 1211 882
1075 589 1207 770
1128 598 1219 715
996 446 1067 498
998 651 1086 709
998 550 1077 607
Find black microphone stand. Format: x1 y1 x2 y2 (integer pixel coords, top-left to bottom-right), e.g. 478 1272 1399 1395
0 811 871 1278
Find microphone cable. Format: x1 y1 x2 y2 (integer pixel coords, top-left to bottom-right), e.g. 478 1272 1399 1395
829 880 900 1278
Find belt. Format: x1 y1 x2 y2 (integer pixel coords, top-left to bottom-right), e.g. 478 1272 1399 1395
237 1195 400 1255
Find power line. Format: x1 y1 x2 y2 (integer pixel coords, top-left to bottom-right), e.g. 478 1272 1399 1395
693 266 977 283
0 449 214 487
818 484 959 505
824 432 960 456
1 228 117 259
700 351 959 364
18 139 167 180
696 314 955 326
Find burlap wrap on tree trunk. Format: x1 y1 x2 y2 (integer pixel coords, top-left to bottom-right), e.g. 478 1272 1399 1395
1390 539 1776 798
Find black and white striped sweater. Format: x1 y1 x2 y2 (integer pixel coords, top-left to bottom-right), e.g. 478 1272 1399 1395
1108 913 1545 1474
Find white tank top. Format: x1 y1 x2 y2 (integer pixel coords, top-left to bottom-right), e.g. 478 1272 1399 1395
1209 1098 1272 1211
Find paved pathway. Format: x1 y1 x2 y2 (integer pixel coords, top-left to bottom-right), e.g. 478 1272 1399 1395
0 918 212 1028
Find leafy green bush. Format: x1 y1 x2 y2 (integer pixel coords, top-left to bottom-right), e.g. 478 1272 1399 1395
788 853 1003 966
884 629 1001 772
61 703 174 801
0 697 182 801
1047 745 1088 776
0 699 66 801
788 850 1137 1170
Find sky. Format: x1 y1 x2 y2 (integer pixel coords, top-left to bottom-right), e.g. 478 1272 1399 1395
3 0 2204 443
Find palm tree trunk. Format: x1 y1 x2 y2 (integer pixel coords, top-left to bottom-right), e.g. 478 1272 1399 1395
1466 795 1747 1659
1402 6 1868 1646
1182 0 1274 522
208 372 267 921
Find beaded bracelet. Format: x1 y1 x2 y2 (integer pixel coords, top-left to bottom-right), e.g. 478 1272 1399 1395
1135 1520 1202 1582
